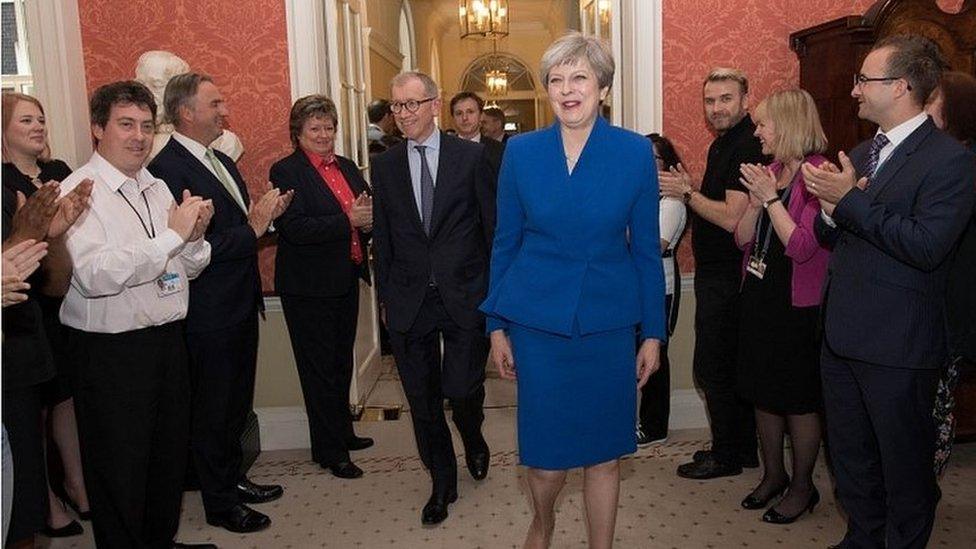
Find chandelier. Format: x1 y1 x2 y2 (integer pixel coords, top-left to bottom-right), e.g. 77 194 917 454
458 0 509 40
486 68 508 97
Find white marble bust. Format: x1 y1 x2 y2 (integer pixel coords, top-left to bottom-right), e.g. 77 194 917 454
135 50 244 162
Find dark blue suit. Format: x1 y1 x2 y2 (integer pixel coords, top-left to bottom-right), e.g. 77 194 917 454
148 137 262 516
815 117 975 549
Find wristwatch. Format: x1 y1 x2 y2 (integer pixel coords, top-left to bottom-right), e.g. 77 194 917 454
762 196 781 209
682 189 694 204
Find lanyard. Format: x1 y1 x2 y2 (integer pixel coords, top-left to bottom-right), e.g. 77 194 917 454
117 188 156 239
752 179 794 261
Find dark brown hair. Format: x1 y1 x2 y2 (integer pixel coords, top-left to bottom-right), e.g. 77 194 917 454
90 80 157 128
937 71 976 147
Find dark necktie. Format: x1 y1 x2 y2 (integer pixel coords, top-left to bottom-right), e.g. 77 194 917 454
864 133 890 188
415 145 435 235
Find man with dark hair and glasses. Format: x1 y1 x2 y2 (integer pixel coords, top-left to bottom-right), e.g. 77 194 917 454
803 34 974 549
371 71 496 526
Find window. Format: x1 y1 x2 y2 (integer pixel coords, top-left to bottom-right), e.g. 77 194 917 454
1 0 33 93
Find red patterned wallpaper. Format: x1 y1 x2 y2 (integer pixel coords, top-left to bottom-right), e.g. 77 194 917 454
662 0 877 272
78 0 292 290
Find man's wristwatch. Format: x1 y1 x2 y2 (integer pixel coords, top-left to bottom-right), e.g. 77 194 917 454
682 189 695 204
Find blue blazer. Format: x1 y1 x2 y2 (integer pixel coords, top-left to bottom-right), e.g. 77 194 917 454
815 117 975 369
480 116 666 340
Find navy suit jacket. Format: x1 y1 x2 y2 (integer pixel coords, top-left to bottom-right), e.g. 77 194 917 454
270 149 371 297
371 132 496 332
148 138 262 334
815 117 975 369
480 116 666 340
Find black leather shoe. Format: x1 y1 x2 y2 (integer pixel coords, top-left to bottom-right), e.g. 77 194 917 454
762 487 820 524
236 477 283 504
677 454 742 479
43 520 83 538
173 543 218 548
465 451 490 480
692 449 759 469
740 481 789 510
206 503 271 533
346 436 374 451
421 489 458 526
323 460 364 479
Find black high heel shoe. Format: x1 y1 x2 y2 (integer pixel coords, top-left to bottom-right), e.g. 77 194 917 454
762 487 820 524
740 481 789 510
43 519 84 538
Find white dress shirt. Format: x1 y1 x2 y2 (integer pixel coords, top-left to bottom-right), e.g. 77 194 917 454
59 152 211 333
659 196 687 295
406 129 441 215
821 111 929 226
171 131 247 213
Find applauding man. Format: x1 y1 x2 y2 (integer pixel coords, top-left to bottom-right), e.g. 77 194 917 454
58 81 213 548
148 72 292 534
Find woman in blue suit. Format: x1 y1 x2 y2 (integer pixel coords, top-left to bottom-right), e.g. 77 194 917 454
481 32 666 548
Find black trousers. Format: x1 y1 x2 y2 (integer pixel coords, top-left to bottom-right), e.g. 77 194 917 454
389 286 488 492
2 384 47 545
69 322 190 549
185 315 258 516
693 271 757 463
280 287 359 466
639 294 672 438
821 343 940 549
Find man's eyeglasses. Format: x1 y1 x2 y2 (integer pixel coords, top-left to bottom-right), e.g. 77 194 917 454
853 73 906 88
390 97 436 114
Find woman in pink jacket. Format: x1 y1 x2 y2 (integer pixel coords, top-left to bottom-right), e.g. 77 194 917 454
733 89 831 525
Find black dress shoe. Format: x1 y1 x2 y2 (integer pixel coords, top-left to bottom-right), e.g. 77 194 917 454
173 543 219 548
236 477 284 504
677 453 742 479
346 436 374 451
206 503 271 533
43 520 84 538
692 449 759 469
323 460 364 479
465 451 490 480
421 489 458 526
740 481 789 510
762 487 820 524
63 497 92 521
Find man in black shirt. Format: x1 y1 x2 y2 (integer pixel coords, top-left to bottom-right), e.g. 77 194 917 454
660 68 765 479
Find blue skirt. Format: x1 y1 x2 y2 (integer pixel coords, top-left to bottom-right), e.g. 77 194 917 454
509 321 637 469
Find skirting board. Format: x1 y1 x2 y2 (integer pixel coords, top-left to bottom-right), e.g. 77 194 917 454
255 389 709 451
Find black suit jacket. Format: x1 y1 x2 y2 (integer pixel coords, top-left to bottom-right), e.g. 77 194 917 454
481 135 505 183
371 132 496 332
270 149 371 297
815 118 975 369
148 138 262 334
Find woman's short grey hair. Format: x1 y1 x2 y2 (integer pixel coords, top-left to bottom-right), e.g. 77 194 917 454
289 95 338 147
539 31 614 90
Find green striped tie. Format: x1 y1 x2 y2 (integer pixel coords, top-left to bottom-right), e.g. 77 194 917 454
205 148 247 213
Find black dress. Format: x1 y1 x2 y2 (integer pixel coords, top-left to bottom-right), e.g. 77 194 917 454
736 197 821 415
1 185 56 543
2 160 74 405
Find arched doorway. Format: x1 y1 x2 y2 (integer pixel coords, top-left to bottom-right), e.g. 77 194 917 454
459 52 543 133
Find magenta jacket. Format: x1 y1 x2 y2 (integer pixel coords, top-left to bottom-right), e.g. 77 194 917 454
737 155 831 307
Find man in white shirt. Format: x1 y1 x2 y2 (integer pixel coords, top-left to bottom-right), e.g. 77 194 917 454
59 80 214 549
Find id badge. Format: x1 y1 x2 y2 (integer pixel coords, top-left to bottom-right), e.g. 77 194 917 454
156 272 184 297
746 256 767 279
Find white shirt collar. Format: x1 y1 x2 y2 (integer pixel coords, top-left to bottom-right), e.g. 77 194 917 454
89 151 157 193
407 128 440 152
172 131 214 164
878 112 928 150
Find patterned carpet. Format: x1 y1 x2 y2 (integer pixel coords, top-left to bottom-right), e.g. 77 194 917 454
45 417 976 548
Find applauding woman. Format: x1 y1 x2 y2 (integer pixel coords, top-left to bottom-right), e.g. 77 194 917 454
733 89 830 524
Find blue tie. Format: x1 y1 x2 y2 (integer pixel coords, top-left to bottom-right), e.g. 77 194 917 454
415 145 435 235
864 133 890 188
